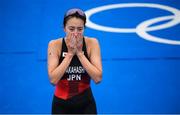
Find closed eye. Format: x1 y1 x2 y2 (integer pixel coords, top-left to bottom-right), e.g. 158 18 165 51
69 29 74 31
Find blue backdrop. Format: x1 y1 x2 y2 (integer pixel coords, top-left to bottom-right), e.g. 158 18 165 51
0 0 180 114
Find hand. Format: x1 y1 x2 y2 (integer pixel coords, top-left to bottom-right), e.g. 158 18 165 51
66 33 76 55
75 32 83 55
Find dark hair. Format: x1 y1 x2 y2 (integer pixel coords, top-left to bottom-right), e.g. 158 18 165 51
63 8 86 27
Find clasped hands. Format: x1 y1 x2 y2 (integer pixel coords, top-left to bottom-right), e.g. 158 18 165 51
66 32 83 56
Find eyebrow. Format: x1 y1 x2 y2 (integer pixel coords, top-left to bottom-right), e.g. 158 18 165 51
68 26 83 29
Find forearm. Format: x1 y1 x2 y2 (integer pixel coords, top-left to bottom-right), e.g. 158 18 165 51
49 53 73 85
77 53 102 83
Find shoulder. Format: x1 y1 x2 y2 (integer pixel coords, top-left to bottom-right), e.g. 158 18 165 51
84 36 99 46
48 38 63 48
48 38 63 55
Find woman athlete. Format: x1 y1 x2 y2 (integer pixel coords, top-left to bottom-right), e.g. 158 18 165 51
47 8 102 114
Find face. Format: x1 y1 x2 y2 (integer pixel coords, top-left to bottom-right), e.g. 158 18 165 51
64 17 84 38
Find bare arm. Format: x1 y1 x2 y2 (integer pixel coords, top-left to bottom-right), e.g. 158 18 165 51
47 40 73 85
77 38 102 84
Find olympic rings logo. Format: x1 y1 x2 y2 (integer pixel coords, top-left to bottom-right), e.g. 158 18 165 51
85 3 180 45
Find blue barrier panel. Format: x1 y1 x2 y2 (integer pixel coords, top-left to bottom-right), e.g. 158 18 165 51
0 0 180 114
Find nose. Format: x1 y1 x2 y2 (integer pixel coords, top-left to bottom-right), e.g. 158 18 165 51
74 32 78 36
73 30 81 36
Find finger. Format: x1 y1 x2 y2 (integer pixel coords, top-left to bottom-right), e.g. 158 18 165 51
67 33 73 46
78 32 83 38
77 34 83 43
68 32 73 40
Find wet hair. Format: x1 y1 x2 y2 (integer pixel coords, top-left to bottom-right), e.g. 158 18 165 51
63 8 86 27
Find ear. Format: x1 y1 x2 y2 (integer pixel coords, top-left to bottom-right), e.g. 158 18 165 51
63 27 66 32
64 27 68 36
